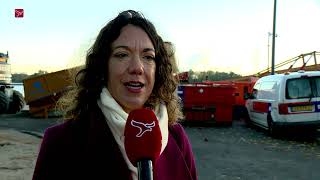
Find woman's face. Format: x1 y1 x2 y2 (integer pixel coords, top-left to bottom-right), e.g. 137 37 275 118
107 24 156 113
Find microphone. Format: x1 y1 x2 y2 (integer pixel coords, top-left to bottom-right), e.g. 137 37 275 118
124 108 162 180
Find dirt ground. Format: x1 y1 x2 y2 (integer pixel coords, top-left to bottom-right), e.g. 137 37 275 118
0 113 320 180
186 120 320 180
0 129 40 180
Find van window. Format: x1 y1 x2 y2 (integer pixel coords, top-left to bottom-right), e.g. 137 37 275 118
251 83 260 99
257 81 277 100
286 78 312 99
314 77 320 96
260 81 277 90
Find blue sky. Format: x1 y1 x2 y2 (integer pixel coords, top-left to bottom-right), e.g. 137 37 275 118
1 0 320 75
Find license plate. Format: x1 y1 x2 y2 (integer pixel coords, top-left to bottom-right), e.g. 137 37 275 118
291 105 313 112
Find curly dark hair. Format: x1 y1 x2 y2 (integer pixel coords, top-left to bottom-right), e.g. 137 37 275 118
60 10 182 124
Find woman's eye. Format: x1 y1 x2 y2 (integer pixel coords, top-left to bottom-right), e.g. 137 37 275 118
113 53 128 58
144 55 155 61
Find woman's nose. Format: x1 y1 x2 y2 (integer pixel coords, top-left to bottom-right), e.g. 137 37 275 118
128 55 143 75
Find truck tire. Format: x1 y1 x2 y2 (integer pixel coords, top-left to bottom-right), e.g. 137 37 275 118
8 90 25 114
0 91 9 114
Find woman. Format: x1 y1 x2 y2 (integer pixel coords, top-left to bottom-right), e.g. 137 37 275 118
32 10 197 180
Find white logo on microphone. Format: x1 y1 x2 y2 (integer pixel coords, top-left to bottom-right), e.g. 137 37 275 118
131 120 155 137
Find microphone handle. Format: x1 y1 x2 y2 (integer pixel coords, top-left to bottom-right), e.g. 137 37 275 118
137 159 153 180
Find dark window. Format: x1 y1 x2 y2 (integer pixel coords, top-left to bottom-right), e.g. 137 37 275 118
286 77 318 99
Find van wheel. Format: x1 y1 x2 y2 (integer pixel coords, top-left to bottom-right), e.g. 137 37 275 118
267 114 277 137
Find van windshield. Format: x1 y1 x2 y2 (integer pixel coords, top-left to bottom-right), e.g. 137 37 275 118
286 77 320 99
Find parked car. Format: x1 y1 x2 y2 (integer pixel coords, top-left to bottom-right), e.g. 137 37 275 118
245 70 320 136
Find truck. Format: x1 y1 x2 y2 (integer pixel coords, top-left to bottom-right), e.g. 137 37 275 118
0 51 25 114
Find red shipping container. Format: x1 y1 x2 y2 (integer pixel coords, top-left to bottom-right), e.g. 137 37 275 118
180 84 236 124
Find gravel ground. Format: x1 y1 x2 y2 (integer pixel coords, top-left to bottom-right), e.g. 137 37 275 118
0 113 320 180
186 120 320 180
0 129 40 180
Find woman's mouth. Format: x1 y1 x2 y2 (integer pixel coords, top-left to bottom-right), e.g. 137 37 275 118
124 82 144 92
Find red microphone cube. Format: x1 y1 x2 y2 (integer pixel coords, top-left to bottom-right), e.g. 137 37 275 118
124 108 162 167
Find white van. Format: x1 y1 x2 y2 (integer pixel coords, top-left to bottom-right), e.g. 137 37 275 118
245 70 320 135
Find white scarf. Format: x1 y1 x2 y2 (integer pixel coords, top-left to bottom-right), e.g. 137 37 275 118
97 87 169 180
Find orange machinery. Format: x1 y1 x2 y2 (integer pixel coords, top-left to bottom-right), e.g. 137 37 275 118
23 69 74 118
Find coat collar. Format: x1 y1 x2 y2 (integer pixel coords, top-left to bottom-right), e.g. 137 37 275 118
80 106 132 179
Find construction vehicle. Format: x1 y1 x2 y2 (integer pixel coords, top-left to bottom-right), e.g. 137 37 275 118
0 51 25 114
23 67 77 118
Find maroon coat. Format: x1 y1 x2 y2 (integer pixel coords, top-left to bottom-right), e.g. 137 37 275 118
32 108 197 180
